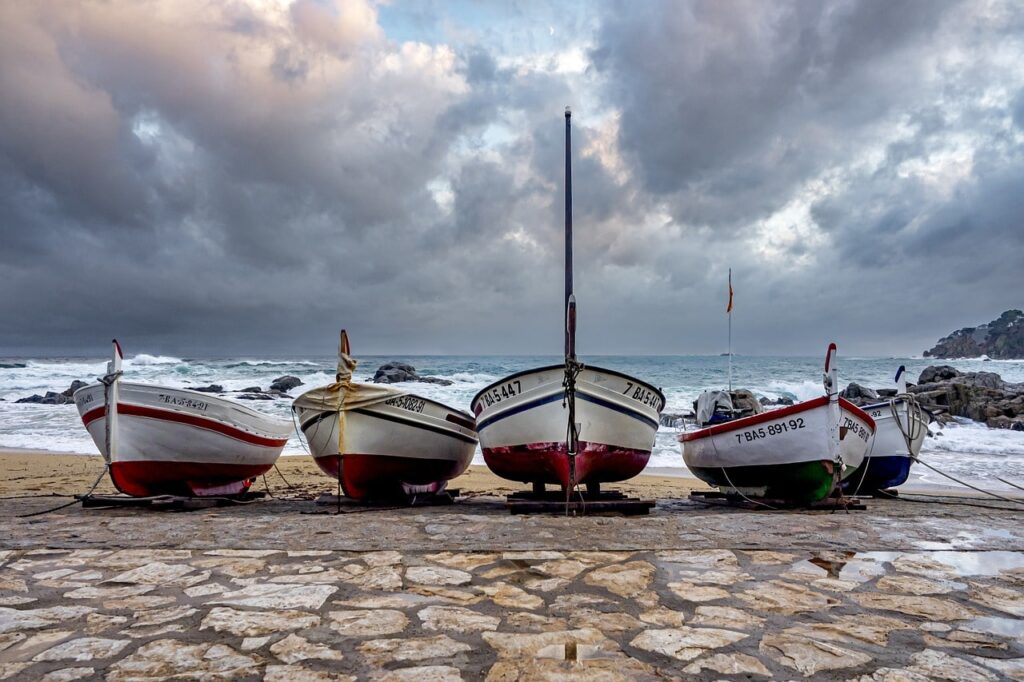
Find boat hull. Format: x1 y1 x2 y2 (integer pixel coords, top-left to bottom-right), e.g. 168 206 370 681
844 398 927 493
472 365 664 488
74 383 292 497
680 396 876 502
294 395 477 500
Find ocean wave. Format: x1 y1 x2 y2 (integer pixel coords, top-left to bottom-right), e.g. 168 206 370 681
759 380 822 403
444 372 498 384
128 354 184 366
224 360 323 369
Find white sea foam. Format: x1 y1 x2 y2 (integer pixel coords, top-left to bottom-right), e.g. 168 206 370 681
126 354 184 366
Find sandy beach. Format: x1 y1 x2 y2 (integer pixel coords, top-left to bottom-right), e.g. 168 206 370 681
0 449 709 500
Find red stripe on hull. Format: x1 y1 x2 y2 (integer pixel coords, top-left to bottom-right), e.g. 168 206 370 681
81 405 288 448
482 441 650 488
109 460 271 497
312 454 467 500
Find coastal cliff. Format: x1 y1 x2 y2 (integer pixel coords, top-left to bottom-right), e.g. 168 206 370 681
924 309 1024 359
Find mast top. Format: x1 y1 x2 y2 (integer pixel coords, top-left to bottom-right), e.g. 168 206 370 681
565 106 571 119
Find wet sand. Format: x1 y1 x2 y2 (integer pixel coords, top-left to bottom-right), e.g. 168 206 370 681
2 449 1023 679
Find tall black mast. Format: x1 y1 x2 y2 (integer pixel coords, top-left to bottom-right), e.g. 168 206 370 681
564 107 575 360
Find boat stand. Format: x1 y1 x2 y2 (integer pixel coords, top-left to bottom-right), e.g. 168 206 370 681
505 488 656 516
689 490 867 511
79 491 267 511
314 488 461 509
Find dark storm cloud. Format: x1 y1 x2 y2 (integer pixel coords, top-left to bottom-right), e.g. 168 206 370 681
0 0 1021 357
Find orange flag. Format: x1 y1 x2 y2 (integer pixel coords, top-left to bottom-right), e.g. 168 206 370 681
726 269 734 313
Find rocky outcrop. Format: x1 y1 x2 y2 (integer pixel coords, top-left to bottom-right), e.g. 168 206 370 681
0 363 26 369
373 362 453 386
909 366 1024 430
16 380 88 404
270 376 303 392
189 384 224 393
924 309 1024 359
839 383 878 403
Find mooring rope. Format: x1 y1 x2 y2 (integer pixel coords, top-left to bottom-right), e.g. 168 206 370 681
17 463 109 518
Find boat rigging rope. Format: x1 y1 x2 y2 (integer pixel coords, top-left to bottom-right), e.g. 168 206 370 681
874 487 1024 512
907 454 1024 507
16 463 110 518
850 394 926 498
562 358 584 516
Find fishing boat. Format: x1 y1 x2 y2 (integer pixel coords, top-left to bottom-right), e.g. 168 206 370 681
844 366 929 494
679 344 875 503
472 108 665 493
73 340 292 497
292 331 477 500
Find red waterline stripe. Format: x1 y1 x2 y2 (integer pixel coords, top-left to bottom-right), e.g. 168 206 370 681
678 396 874 442
81 404 288 448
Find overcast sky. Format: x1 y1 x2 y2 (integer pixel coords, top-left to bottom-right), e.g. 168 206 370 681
1 0 1021 357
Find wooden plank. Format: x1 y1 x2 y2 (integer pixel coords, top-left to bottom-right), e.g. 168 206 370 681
314 489 460 508
80 492 266 510
689 490 867 511
505 493 655 516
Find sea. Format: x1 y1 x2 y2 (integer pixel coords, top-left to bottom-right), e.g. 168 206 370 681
3 353 1024 492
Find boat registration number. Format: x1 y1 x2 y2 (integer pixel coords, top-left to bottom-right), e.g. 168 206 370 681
385 396 426 413
841 417 871 442
621 382 662 409
158 394 208 411
480 380 522 408
733 418 805 444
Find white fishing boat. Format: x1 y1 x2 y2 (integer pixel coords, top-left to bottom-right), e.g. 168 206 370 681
680 344 875 502
473 108 664 492
74 340 292 497
844 366 929 494
293 331 477 500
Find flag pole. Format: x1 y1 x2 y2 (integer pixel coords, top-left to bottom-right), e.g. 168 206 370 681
727 268 733 392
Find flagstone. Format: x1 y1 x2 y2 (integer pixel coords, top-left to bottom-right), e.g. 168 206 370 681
39 667 95 682
424 553 498 571
125 622 188 639
738 580 840 615
210 583 336 610
479 582 543 610
522 577 567 592
241 636 272 651
406 566 472 587
670 568 752 585
360 635 471 663
639 607 687 627
502 612 569 632
0 596 35 606
892 555 960 579
876 574 964 595
667 581 730 603
0 633 25 652
483 628 612 658
0 663 31 680
329 609 408 636
184 582 227 598
103 595 176 611
344 566 403 590
657 550 738 567
269 633 344 664
549 594 611 612
32 637 130 662
689 605 764 630
743 551 799 564
569 609 643 632
847 667 933 681
418 605 499 633
0 606 94 634
268 568 355 584
501 552 564 561
478 566 520 580
130 605 197 627
106 561 194 585
95 550 192 569
204 549 281 558
760 632 872 675
64 584 155 600
852 593 975 620
191 557 268 577
264 664 349 682
971 656 1024 681
377 665 462 681
783 614 911 647
408 586 483 605
84 613 128 635
200 607 320 637
907 649 997 682
921 630 1009 652
363 550 404 567
630 626 748 662
683 652 772 677
535 559 588 580
106 639 261 681
968 582 1024 616
584 561 655 598
286 551 334 558
336 593 439 609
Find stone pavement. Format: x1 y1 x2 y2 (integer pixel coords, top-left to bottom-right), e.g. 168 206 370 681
1 495 1023 679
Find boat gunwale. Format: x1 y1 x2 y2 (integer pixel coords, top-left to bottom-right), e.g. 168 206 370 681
471 363 666 412
678 395 875 442
292 386 476 422
295 402 479 446
73 381 294 431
